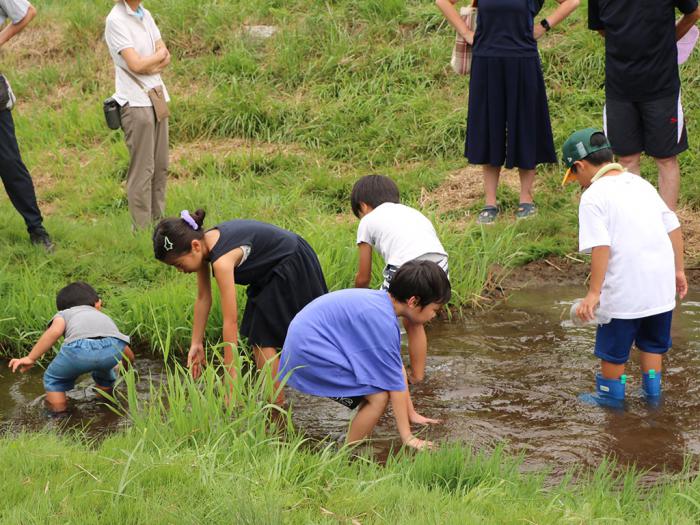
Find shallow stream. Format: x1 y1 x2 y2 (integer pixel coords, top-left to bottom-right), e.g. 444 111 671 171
2 286 699 477
290 286 700 476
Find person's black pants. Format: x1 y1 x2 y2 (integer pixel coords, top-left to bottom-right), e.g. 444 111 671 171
0 109 44 234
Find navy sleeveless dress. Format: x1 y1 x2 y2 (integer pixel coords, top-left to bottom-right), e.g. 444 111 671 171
466 0 556 169
208 220 328 349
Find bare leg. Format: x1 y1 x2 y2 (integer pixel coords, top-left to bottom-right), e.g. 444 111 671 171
483 164 501 207
122 345 135 365
654 156 680 211
403 318 426 384
347 392 389 444
600 360 625 380
618 152 641 176
45 391 68 413
518 168 535 204
254 345 284 404
639 351 663 374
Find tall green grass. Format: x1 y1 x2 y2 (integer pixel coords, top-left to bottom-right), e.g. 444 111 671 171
3 1 700 521
3 0 698 355
3 347 700 523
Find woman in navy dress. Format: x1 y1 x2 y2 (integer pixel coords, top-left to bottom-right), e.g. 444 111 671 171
437 0 579 223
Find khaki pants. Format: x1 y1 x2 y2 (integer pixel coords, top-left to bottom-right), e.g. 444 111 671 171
120 105 168 229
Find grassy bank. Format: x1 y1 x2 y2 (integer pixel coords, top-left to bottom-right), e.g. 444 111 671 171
3 359 700 524
1 0 699 354
2 1 700 521
0 0 700 355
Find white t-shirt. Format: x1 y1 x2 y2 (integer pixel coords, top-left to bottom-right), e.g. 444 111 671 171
578 172 680 319
105 1 170 107
356 203 447 267
0 0 29 25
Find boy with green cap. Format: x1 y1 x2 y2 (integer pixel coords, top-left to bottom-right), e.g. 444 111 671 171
561 128 687 406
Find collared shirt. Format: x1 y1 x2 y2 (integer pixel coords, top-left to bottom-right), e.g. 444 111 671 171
0 0 30 25
104 1 170 107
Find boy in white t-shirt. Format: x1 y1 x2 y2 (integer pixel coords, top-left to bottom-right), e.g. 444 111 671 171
561 129 687 406
350 174 448 384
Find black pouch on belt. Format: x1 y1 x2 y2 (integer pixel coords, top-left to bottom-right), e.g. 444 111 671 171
103 97 122 130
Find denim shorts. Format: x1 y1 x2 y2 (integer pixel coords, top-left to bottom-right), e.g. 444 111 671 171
43 337 127 392
594 310 673 365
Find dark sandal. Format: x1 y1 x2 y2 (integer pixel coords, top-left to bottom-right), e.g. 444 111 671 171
516 202 537 219
477 205 499 225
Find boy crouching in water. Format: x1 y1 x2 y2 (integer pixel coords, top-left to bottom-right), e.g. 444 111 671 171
279 261 450 450
562 129 687 406
350 174 449 385
9 282 134 412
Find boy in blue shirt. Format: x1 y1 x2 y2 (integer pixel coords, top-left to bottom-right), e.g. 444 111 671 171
351 174 448 385
279 260 450 450
9 282 134 412
561 129 687 406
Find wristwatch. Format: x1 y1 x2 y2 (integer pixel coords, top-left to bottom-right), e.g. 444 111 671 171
540 18 551 32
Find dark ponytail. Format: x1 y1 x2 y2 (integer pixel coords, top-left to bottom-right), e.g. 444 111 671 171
153 208 206 261
189 209 206 229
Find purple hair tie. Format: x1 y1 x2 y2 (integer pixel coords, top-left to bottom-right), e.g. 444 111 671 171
180 210 199 230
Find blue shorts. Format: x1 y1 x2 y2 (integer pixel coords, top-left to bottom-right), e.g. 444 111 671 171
43 337 128 393
594 311 673 365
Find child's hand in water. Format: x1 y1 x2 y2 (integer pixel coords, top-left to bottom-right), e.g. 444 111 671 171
187 344 205 379
409 410 441 426
405 436 434 450
8 356 35 373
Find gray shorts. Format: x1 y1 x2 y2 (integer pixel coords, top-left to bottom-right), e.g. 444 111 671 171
380 255 449 291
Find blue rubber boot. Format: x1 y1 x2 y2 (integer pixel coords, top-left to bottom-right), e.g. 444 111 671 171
642 369 662 400
580 373 626 408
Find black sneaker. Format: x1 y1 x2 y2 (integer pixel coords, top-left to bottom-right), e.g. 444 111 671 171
29 230 55 253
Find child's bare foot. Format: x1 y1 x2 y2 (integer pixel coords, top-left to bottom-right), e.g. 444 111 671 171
409 410 441 425
405 436 434 450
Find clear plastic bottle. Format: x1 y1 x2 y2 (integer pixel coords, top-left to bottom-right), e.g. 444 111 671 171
570 299 612 327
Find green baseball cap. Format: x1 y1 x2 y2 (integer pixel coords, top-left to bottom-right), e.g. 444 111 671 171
561 128 611 185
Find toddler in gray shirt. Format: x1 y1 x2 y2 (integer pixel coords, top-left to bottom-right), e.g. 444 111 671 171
9 282 134 412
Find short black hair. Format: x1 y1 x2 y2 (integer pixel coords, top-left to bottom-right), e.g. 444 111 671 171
153 209 206 262
350 175 400 218
56 281 100 310
388 260 451 307
583 132 614 166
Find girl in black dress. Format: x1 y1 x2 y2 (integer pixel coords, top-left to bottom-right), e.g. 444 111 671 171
153 209 328 395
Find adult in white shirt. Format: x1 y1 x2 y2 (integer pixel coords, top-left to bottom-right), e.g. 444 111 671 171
105 0 170 230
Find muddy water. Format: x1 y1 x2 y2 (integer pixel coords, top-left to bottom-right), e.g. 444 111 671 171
0 356 166 436
1 287 699 476
289 286 700 476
